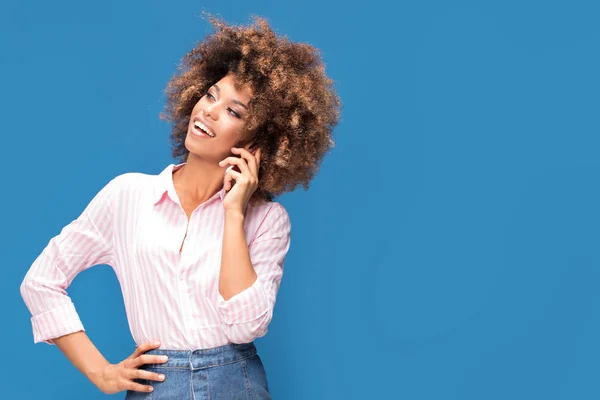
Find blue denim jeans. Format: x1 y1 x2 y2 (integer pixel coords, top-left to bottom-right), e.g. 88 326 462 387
124 342 271 399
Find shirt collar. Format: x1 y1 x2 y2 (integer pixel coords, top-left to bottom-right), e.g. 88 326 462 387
153 163 227 206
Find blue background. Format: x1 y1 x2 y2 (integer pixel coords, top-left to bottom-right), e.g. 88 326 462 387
2 0 599 398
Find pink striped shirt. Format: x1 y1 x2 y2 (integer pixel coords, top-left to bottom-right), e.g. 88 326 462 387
20 163 292 350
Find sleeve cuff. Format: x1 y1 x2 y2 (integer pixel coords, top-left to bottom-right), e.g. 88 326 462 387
215 279 270 325
30 302 85 345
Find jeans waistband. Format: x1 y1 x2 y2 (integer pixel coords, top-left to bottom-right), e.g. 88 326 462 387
138 342 257 370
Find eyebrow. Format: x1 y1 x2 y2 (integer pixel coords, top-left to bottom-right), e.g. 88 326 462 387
213 84 249 109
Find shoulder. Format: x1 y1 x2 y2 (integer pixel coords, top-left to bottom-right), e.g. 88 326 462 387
247 200 291 235
104 171 156 193
112 171 154 186
109 172 159 189
250 200 289 219
268 202 290 225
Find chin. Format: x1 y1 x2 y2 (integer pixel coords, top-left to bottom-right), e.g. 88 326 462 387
184 133 201 155
184 137 215 161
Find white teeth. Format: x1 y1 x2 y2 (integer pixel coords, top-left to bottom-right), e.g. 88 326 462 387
194 120 215 137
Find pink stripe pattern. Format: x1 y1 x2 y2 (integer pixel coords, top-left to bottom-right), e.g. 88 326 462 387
20 163 292 350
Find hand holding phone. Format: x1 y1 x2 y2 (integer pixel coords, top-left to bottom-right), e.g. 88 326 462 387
219 146 262 212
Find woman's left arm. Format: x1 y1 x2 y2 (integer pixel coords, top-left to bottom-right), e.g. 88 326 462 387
216 147 292 343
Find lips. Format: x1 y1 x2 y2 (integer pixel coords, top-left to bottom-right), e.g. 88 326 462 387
192 117 215 138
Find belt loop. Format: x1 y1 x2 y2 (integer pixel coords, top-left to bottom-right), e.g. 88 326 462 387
188 349 194 370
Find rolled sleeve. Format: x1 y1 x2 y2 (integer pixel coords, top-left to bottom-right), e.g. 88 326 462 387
215 278 270 324
30 302 84 344
20 176 118 345
215 203 291 343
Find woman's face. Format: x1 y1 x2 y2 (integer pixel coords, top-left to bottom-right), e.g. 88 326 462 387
185 73 254 162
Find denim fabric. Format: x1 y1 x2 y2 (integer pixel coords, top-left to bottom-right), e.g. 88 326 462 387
124 342 271 399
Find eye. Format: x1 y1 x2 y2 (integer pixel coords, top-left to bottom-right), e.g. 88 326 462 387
228 108 241 118
205 91 215 101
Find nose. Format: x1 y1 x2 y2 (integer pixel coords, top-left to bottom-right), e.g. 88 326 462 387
203 103 218 121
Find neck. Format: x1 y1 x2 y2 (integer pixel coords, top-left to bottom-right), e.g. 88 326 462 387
173 153 224 204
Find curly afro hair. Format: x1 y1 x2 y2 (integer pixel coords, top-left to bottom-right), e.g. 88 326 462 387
161 14 341 203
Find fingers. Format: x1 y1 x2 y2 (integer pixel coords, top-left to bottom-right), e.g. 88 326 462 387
109 366 156 394
224 168 245 191
219 156 251 176
219 147 262 194
131 369 166 383
224 166 235 192
130 354 169 368
255 148 261 166
218 147 262 178
123 380 154 393
123 341 169 393
131 340 161 359
232 147 260 171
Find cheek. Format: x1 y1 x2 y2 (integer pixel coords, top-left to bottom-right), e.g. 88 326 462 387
219 119 246 138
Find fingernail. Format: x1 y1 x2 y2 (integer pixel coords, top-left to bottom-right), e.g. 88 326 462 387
159 374 165 380
161 356 168 361
154 341 160 346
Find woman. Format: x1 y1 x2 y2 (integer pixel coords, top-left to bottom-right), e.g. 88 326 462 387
20 15 340 398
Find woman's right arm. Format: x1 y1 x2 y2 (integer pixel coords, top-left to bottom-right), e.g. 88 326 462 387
20 175 167 393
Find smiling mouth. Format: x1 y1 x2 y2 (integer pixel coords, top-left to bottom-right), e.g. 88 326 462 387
192 119 215 137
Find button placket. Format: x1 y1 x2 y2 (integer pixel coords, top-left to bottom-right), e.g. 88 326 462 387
178 211 192 283
175 210 195 346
